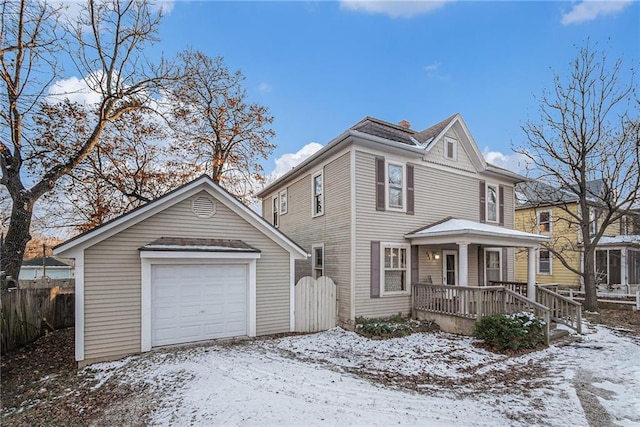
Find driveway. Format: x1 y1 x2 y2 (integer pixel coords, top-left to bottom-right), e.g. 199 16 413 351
83 325 639 426
2 322 639 426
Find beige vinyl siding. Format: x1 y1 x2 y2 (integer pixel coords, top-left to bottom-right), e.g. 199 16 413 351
355 149 489 318
83 190 290 362
267 152 352 323
423 128 478 173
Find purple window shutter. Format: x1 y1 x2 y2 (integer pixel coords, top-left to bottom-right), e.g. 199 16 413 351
411 245 419 285
502 248 508 281
478 246 485 286
375 157 385 211
499 185 505 226
370 241 380 298
479 180 486 223
407 165 415 215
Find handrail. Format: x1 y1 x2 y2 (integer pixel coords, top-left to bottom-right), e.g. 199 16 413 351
535 285 582 334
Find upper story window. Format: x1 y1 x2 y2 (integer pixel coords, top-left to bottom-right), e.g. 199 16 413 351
381 243 410 295
537 210 552 234
272 196 279 228
312 170 323 217
279 189 288 215
486 183 498 222
444 137 458 161
387 162 405 210
312 244 324 279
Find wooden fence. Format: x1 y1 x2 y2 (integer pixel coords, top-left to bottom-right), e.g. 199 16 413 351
1 286 74 354
295 276 337 333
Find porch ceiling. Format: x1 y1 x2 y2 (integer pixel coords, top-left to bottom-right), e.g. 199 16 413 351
404 217 550 248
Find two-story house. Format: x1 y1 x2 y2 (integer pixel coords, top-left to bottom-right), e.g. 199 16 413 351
258 114 549 326
514 180 640 293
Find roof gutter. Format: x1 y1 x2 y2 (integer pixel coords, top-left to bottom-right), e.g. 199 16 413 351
257 129 425 198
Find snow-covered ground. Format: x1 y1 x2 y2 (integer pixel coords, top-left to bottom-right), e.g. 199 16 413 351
87 323 640 426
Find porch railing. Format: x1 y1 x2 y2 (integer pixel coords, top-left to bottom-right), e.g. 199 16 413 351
413 283 551 344
489 280 527 296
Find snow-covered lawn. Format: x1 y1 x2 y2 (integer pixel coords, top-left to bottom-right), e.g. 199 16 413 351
87 324 640 426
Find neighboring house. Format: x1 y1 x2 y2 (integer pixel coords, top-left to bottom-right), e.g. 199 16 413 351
257 114 549 327
514 180 640 292
19 256 74 280
54 176 308 367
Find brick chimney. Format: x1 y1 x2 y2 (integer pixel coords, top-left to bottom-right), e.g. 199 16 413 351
398 120 411 129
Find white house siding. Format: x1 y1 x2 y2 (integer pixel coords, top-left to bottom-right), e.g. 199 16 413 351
354 149 511 318
82 190 290 363
265 151 352 324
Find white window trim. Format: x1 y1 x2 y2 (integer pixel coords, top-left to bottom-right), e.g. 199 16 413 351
385 160 406 212
589 207 598 235
380 242 411 296
140 251 260 353
311 243 324 279
486 183 499 223
311 170 324 217
537 249 552 275
279 189 288 215
484 248 502 284
444 136 458 161
272 195 279 228
537 209 552 234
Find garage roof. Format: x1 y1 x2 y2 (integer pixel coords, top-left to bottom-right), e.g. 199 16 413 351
140 237 261 253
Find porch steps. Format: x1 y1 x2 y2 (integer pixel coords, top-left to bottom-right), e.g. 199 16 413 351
549 327 570 343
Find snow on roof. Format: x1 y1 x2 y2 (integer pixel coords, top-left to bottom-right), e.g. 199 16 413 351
405 218 550 242
597 235 640 246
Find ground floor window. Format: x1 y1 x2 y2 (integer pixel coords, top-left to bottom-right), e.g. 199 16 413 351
312 244 324 279
596 249 622 286
595 249 621 286
538 249 551 275
382 243 409 294
485 249 501 284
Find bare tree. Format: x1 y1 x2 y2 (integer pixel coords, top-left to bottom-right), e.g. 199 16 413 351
0 0 175 280
168 50 275 202
517 43 639 312
40 109 196 232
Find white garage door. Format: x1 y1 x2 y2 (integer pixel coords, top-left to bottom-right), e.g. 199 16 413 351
151 264 247 347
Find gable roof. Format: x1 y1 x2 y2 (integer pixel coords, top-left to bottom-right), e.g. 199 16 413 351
515 179 606 209
258 113 520 198
54 175 308 259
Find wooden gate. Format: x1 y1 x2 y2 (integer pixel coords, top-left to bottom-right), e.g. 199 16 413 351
295 276 337 333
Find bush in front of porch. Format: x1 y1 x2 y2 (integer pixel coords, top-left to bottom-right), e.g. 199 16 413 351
355 313 439 339
473 312 546 352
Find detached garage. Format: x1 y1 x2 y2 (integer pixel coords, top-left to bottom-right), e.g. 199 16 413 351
55 176 308 367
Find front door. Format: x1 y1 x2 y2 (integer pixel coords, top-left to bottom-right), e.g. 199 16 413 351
443 250 457 286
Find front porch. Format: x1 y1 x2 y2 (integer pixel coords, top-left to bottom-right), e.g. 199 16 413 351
403 219 582 340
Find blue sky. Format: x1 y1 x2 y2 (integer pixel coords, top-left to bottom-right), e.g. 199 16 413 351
149 0 638 176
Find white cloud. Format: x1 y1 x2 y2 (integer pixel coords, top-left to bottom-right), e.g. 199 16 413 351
424 61 441 73
339 0 451 18
258 82 273 93
267 143 324 182
47 76 102 106
482 147 533 175
561 1 633 25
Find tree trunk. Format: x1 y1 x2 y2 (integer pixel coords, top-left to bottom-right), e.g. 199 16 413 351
582 248 599 312
2 194 34 281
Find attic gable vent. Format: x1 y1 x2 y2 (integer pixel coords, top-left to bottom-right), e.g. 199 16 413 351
191 195 216 219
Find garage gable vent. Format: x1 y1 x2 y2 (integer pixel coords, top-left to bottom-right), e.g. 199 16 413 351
191 195 216 218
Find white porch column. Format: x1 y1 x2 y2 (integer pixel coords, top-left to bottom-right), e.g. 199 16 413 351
528 246 536 301
458 242 469 287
